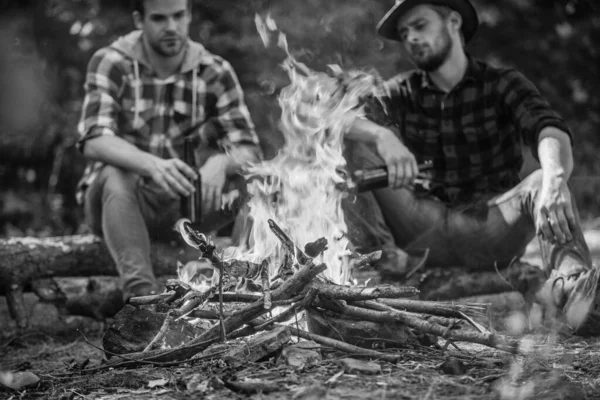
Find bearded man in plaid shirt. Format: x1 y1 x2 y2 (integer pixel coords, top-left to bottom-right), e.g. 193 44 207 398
77 0 261 301
344 0 600 334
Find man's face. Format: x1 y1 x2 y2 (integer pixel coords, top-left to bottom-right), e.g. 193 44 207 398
135 0 191 58
396 5 454 72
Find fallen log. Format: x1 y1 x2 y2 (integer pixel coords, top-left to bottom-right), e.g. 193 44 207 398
0 234 199 328
0 235 196 285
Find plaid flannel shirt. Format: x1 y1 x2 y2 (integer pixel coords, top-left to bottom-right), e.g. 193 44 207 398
76 31 259 204
371 56 573 204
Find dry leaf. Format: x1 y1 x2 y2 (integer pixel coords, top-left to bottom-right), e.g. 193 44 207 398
147 378 169 388
0 371 40 390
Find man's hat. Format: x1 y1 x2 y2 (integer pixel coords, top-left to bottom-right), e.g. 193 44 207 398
377 0 479 43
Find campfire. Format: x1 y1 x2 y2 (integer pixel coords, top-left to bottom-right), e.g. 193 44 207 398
94 15 525 369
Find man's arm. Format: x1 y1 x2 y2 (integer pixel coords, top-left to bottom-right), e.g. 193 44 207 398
498 69 576 243
538 127 574 181
200 59 262 211
207 59 262 170
84 135 197 198
536 128 577 243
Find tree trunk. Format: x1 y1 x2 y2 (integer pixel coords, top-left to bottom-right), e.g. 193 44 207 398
0 234 199 328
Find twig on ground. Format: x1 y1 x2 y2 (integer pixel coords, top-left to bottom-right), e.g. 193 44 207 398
218 253 226 342
143 311 174 352
283 325 404 363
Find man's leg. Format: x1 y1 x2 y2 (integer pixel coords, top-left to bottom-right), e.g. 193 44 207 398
85 166 166 300
343 140 458 267
344 141 591 272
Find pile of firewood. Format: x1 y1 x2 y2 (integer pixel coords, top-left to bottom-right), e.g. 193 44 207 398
98 219 520 369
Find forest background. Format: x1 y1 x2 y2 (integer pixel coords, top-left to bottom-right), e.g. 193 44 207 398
0 0 598 238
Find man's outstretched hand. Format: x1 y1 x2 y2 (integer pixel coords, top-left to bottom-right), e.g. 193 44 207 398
535 175 576 245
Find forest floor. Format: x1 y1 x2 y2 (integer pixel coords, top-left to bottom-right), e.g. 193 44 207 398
2 224 600 399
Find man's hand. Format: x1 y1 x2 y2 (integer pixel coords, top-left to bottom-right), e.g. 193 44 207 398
535 174 576 244
199 154 230 213
375 129 419 188
148 158 198 199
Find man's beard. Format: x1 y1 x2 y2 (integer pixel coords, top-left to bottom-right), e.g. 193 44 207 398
151 35 185 57
410 28 453 72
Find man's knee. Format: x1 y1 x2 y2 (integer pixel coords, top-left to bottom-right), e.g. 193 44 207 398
98 165 139 198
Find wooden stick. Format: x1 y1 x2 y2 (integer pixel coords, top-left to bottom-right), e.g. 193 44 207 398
315 299 517 353
188 309 232 319
129 292 261 306
261 260 272 309
218 250 226 342
350 250 382 269
267 219 312 265
313 283 419 300
284 325 403 363
255 288 318 331
356 301 471 330
106 262 327 365
129 292 177 306
378 298 488 318
366 300 489 334
143 311 174 352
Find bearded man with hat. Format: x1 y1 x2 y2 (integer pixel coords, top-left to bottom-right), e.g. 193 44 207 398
343 0 600 335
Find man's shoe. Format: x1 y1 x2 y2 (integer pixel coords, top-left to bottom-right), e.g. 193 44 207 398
377 246 429 282
536 248 600 335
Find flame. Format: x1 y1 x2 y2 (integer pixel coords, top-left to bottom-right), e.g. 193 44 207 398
211 14 385 285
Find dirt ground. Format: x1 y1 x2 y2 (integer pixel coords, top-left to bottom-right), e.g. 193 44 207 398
2 317 600 400
3 227 600 400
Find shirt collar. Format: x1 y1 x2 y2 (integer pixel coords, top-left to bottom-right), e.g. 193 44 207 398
420 54 482 91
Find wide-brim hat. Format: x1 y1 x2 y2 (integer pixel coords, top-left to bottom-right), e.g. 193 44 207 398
377 0 479 43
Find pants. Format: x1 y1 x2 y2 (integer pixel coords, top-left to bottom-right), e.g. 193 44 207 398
84 165 245 300
343 141 591 273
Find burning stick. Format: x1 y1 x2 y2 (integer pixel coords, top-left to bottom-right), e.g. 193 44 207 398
255 288 318 331
260 260 272 309
268 219 312 266
272 253 294 282
107 261 328 365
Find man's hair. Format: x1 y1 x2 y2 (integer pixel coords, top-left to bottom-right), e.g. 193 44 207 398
131 0 190 16
430 4 465 45
131 0 145 15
